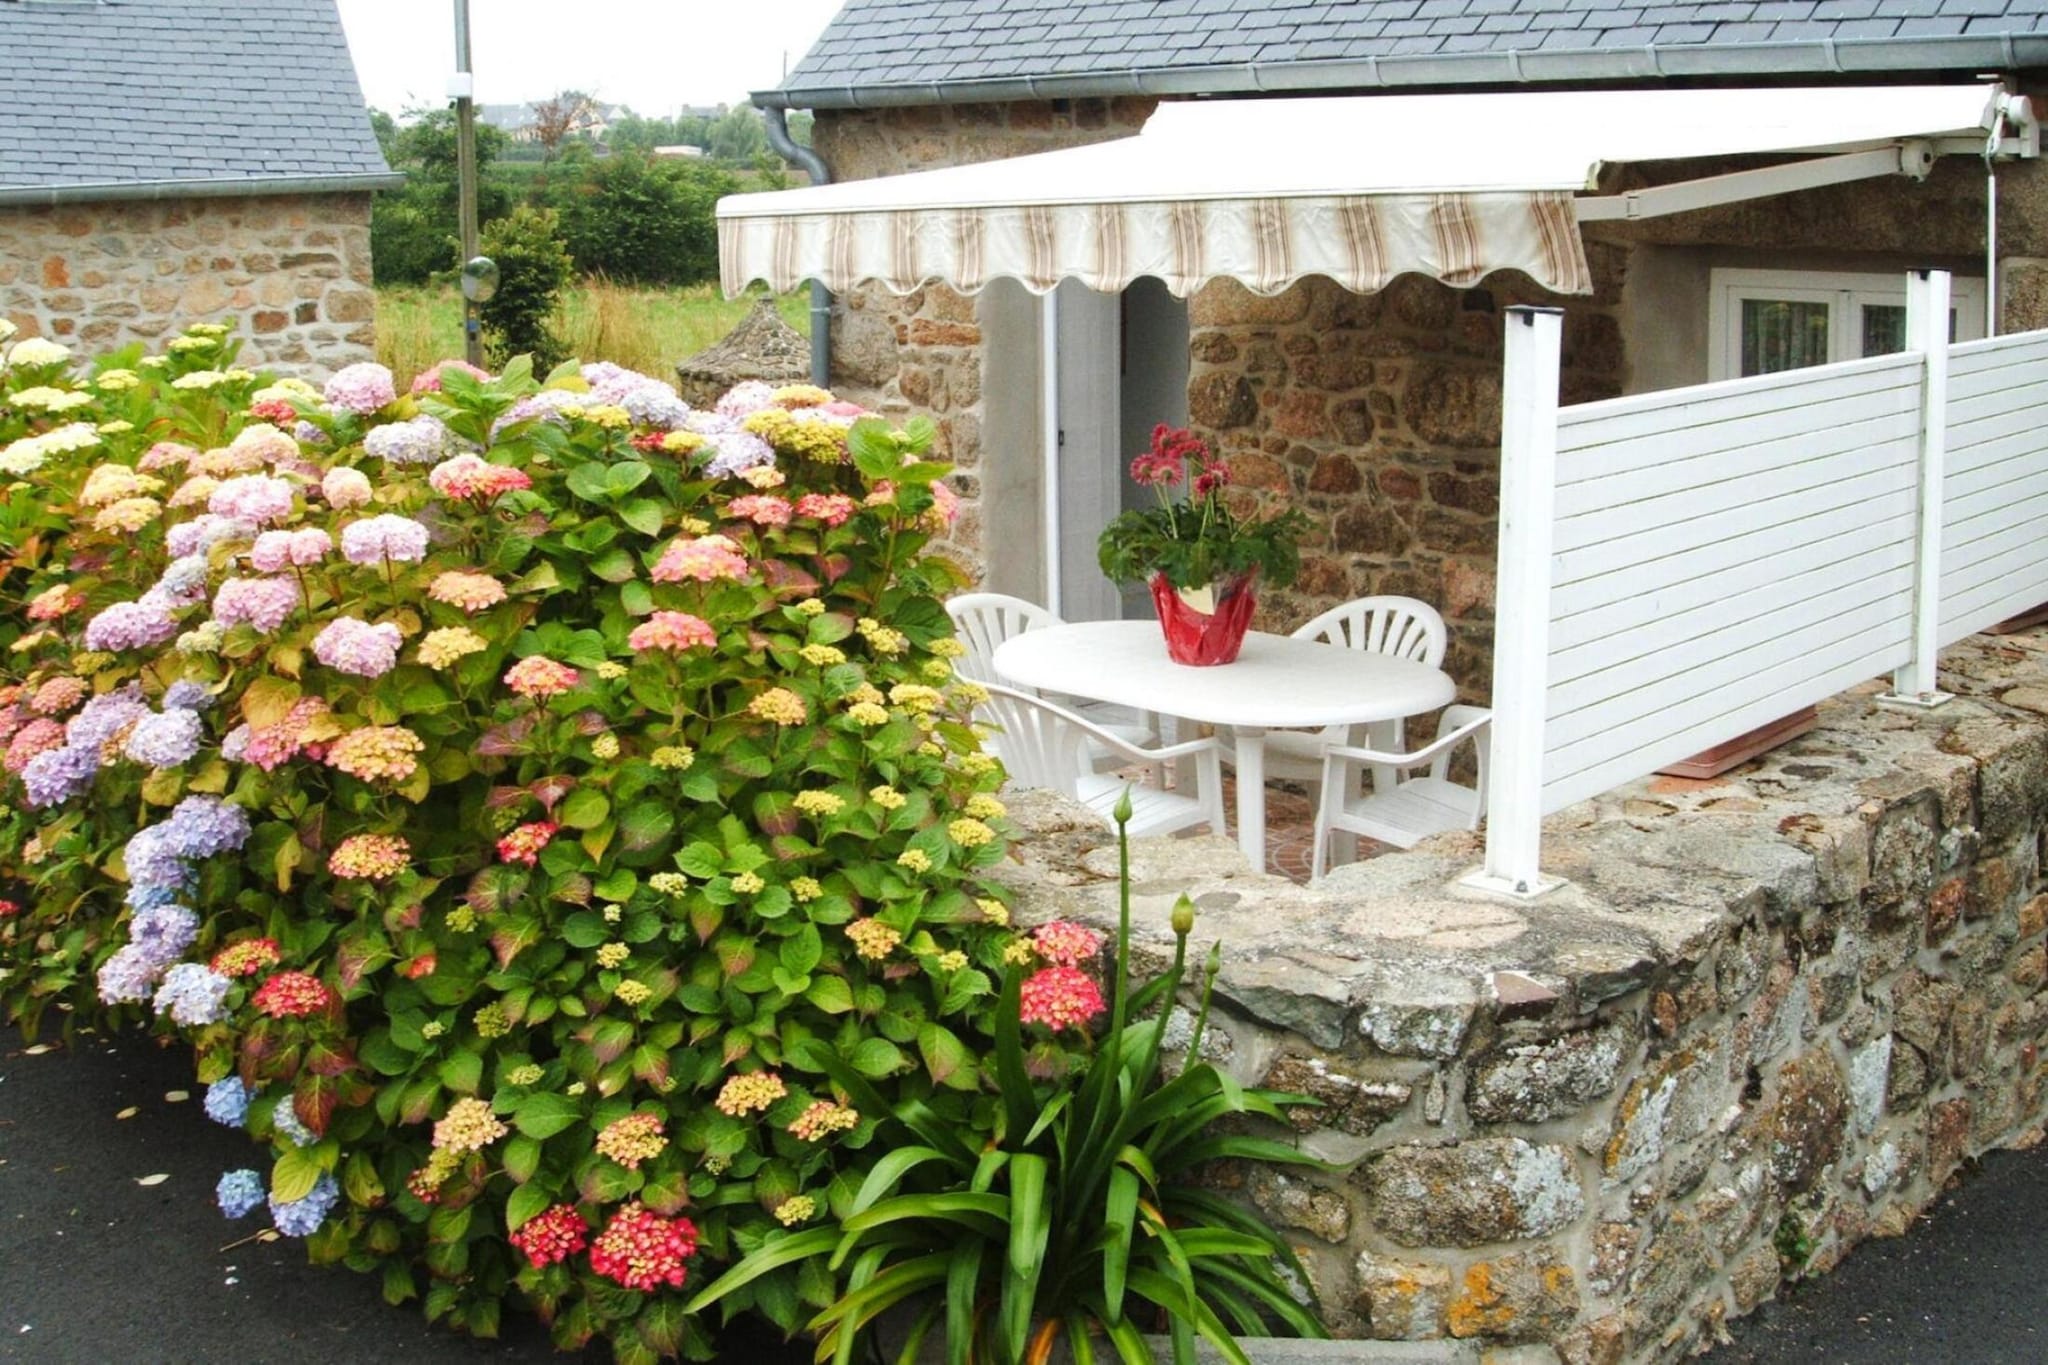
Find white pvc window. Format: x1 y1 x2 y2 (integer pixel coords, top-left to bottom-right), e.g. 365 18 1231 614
1708 269 1987 380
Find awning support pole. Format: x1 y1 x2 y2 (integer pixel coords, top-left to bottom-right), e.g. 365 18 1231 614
1573 145 1930 223
1039 289 1062 615
1460 306 1566 902
1880 269 1954 710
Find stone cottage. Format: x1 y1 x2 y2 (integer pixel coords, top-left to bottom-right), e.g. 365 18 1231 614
0 0 398 376
745 0 2048 697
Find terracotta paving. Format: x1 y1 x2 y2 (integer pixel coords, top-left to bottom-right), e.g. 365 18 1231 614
1120 765 1393 884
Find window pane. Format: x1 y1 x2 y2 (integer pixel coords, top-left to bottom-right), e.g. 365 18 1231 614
1741 299 1830 376
1861 304 1906 357
1859 305 1963 357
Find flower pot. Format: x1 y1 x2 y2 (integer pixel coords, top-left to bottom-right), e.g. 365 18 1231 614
1149 569 1257 666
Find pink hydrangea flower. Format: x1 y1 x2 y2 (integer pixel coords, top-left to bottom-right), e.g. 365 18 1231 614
323 362 397 415
1030 920 1104 967
409 358 491 394
340 514 430 566
650 534 748 584
212 576 301 633
248 528 331 572
929 479 960 526
794 493 857 527
627 611 716 653
207 474 296 525
4 718 66 773
714 381 777 418
1019 966 1105 1032
138 441 198 472
504 656 580 699
726 494 792 527
312 617 404 678
426 571 506 614
228 423 297 466
427 453 532 501
320 466 373 509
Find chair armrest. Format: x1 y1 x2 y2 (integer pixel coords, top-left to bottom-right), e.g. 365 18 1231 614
1322 711 1490 771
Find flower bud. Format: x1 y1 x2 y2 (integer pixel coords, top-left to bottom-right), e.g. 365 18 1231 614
1113 786 1134 825
1204 941 1223 980
1170 895 1196 937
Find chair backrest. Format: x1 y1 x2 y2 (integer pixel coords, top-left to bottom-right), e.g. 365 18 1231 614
976 684 1095 799
1292 595 1447 667
945 592 1059 684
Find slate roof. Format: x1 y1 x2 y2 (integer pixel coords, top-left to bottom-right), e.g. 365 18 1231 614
765 0 2048 106
0 0 399 199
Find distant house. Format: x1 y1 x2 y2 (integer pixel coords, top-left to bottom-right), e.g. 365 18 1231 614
0 0 399 376
653 146 707 159
480 99 622 145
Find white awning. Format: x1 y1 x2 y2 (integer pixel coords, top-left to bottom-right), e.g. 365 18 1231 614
718 84 2028 300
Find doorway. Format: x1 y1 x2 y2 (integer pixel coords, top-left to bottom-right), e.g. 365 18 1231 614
1053 276 1190 621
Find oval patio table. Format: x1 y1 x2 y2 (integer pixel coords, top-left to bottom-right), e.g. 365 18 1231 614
992 620 1457 870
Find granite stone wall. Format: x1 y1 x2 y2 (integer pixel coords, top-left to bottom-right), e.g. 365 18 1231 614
0 192 377 380
997 629 2048 1364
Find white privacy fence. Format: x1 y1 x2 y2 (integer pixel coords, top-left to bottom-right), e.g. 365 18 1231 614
1476 272 2048 897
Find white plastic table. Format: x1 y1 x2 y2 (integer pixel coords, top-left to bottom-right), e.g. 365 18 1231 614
992 620 1457 869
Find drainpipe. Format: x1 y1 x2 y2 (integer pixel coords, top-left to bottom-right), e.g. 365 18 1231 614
761 106 833 387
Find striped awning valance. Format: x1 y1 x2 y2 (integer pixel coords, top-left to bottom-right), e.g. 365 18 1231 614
718 86 2015 300
720 190 1588 299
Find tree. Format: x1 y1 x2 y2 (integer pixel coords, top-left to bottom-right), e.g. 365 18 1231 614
531 90 597 162
705 105 767 162
369 107 399 163
369 109 513 286
477 205 572 370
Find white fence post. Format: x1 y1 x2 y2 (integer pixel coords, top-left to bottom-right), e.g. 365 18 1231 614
1881 268 1953 709
1462 306 1566 900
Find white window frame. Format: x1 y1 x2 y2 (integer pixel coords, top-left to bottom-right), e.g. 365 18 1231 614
1707 268 1987 380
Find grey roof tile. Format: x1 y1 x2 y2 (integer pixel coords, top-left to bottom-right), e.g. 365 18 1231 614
776 1 2048 99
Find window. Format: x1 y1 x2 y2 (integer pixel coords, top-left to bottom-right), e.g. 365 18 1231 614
1707 269 1987 380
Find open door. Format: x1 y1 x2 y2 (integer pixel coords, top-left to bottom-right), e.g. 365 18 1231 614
1053 278 1190 621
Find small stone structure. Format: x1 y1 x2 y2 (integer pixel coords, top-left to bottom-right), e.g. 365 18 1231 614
674 296 811 407
0 195 377 377
997 628 2048 1363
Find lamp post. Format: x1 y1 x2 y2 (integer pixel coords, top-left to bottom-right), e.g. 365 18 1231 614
451 0 483 366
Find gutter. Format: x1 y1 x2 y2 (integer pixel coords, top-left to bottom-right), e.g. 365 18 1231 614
759 105 834 388
752 32 2048 110
0 172 407 208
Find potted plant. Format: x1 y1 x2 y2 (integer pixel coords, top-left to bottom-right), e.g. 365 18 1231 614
683 793 1329 1363
1096 426 1311 666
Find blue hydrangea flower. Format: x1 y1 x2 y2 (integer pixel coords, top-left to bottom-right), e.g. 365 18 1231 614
203 1076 251 1127
153 962 231 1026
129 904 199 963
154 556 213 607
272 1098 315 1148
122 825 194 895
21 743 98 808
161 679 214 712
124 708 203 768
64 687 147 749
269 1172 340 1237
163 795 250 858
704 431 775 479
216 1169 265 1219
96 943 164 1005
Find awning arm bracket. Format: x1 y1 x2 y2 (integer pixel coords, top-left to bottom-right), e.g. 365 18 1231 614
1574 145 1931 222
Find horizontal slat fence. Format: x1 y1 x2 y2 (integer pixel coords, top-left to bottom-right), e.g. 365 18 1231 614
1478 274 2048 897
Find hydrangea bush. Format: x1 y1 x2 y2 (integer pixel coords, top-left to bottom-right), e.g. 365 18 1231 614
0 319 1040 1361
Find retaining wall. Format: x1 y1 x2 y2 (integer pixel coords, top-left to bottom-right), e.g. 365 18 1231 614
997 628 2048 1363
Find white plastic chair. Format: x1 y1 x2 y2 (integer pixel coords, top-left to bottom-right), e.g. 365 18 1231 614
979 684 1226 840
945 592 1163 780
1310 705 1490 880
1252 596 1449 785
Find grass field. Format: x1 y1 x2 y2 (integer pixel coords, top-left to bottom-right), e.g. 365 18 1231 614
376 281 810 387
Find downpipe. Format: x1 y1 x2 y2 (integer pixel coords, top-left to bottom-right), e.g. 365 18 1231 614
761 106 833 387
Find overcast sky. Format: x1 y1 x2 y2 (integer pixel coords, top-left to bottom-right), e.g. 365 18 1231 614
335 0 847 115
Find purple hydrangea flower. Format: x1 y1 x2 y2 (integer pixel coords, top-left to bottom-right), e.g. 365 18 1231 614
165 514 257 559
704 431 776 479
82 599 179 652
125 881 186 911
124 708 203 768
217 1169 265 1219
249 527 331 572
96 943 164 1004
130 903 200 960
362 413 453 464
123 826 194 896
22 743 98 807
619 384 691 430
204 1076 252 1127
714 380 777 418
155 555 213 606
207 474 296 526
66 688 148 749
212 576 300 633
162 680 213 712
310 617 403 678
271 1098 316 1148
154 962 232 1026
270 1172 340 1237
220 723 251 762
339 514 430 566
489 388 586 438
323 362 397 416
293 420 329 448
164 795 250 858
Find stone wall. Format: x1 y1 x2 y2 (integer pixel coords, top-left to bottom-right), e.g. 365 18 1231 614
997 628 2048 1363
0 192 377 379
